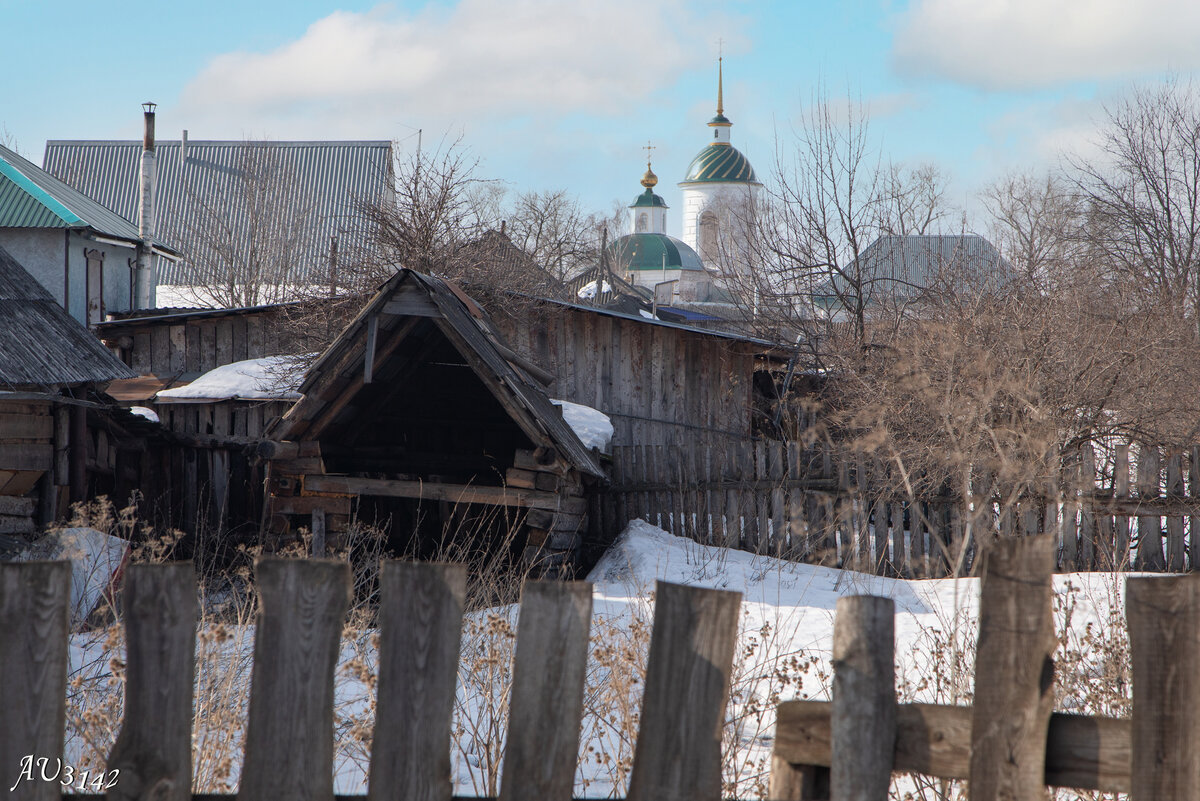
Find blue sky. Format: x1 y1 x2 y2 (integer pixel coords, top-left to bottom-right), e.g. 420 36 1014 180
4 0 1199 238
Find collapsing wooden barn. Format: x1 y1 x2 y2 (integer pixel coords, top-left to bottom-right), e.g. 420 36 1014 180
261 269 607 573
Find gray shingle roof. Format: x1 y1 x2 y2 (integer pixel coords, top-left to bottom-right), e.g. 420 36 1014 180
43 140 393 287
0 245 137 388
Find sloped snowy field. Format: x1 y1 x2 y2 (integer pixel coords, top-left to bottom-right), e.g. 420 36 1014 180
66 520 1130 798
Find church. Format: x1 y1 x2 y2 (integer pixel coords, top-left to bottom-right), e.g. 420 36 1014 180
606 58 761 315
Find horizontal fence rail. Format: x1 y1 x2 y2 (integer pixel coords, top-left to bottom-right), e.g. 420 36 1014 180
1 559 742 801
603 440 1200 576
769 535 1195 800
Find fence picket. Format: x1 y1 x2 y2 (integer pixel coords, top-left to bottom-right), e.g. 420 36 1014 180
969 535 1057 800
107 564 198 801
891 501 907 578
1115 444 1131 570
1128 574 1200 799
1191 445 1200 572
1167 452 1185 572
1136 445 1164 571
831 596 895 801
239 559 351 801
771 442 786 558
1080 444 1097 570
0 561 70 801
626 582 741 801
500 581 593 801
368 562 466 801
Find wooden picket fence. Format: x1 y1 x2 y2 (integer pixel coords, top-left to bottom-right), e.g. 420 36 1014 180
604 440 1200 576
768 535 1198 800
0 559 740 801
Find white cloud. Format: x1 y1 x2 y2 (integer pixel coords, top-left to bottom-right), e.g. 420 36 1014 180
891 0 1200 90
177 1 744 136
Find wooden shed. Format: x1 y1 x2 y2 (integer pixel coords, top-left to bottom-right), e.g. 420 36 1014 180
262 270 606 574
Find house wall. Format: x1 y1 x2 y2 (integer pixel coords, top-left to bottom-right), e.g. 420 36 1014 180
0 229 136 325
494 306 758 449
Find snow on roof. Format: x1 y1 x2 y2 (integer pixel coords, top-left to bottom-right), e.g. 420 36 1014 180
155 355 309 403
551 399 614 453
576 279 612 301
129 406 159 423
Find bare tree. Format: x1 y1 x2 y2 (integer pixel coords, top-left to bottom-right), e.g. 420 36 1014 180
726 89 952 349
178 143 324 308
1068 77 1200 332
982 170 1084 286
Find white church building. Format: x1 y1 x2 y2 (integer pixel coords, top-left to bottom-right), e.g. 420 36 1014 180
608 59 761 310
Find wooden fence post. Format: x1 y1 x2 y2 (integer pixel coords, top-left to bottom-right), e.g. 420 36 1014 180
831 596 895 801
0 561 70 801
368 562 466 801
1127 574 1200 799
107 564 198 801
499 581 593 801
627 581 741 801
239 559 351 801
969 535 1056 801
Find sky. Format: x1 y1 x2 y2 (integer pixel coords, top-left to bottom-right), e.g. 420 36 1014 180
4 0 1200 239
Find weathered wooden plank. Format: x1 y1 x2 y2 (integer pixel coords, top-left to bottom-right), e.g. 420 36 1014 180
499 581 593 801
0 442 52 471
239 559 351 801
107 564 198 801
1191 445 1200 571
1115 443 1131 569
1135 444 1163 570
831 596 895 801
200 324 217 372
775 700 1131 794
970 535 1056 800
151 326 170 375
368 562 466 801
302 475 584 513
270 495 351 517
0 495 35 516
0 561 70 801
1080 443 1097 569
1128 573 1200 799
769 753 830 801
627 582 740 801
0 413 53 440
169 325 186 374
311 509 326 557
1167 451 1185 572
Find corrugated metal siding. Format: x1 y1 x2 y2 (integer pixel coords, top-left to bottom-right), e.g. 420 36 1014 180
0 246 137 386
43 140 393 286
0 145 143 240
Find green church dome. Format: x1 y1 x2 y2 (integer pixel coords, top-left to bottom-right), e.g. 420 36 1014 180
630 188 668 208
608 233 704 272
681 143 759 184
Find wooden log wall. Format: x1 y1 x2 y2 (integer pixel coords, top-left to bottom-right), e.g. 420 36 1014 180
493 305 758 451
603 439 1200 576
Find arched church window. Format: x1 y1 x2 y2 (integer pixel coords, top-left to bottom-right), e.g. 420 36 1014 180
699 210 718 259
636 213 648 232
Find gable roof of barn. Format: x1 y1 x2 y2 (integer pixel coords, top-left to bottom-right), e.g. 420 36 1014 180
0 245 137 388
269 269 606 479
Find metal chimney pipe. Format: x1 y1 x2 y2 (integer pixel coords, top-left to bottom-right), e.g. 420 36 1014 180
134 102 157 309
181 129 188 165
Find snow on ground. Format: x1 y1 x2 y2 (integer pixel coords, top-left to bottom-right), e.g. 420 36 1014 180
64 520 1130 797
551 398 614 453
154 355 309 402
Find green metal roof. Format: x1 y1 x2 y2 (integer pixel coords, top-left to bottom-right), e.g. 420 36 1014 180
709 113 732 125
0 144 151 246
630 188 668 208
680 143 759 185
607 233 704 272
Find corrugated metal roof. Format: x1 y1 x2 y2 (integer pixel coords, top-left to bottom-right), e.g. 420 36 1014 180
0 145 146 242
0 245 137 388
43 140 393 287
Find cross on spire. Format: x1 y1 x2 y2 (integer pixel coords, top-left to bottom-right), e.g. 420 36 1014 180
643 140 656 165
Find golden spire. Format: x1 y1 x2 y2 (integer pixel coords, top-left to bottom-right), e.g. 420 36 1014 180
717 55 724 116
